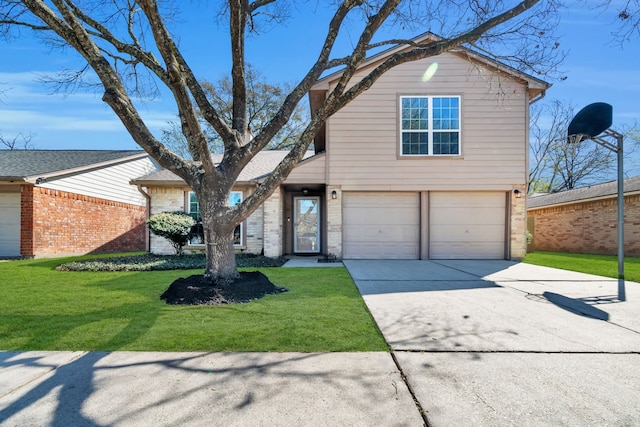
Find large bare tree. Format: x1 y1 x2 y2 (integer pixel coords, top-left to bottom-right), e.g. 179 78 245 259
0 0 561 283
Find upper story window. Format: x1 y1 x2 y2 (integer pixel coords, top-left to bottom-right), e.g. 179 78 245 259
400 96 461 156
187 191 243 246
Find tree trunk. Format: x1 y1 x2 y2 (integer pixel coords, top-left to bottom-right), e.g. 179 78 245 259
202 215 240 285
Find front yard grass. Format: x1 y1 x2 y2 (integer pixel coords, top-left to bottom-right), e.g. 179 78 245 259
524 251 640 282
0 256 387 352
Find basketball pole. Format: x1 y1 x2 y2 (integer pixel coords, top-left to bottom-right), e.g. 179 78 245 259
591 129 625 283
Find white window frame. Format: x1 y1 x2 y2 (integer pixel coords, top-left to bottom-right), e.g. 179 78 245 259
186 191 244 247
399 95 461 156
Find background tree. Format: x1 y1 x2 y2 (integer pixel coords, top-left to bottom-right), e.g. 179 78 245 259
162 64 309 158
529 100 638 193
600 0 640 43
0 131 34 150
0 0 562 283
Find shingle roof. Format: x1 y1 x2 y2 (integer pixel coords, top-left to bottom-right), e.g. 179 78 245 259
132 150 314 185
527 176 640 209
0 150 146 179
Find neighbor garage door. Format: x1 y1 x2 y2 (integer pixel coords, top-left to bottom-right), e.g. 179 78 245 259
0 193 21 257
430 192 506 259
343 192 419 259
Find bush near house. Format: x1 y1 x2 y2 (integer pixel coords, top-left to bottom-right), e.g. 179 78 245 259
147 211 195 255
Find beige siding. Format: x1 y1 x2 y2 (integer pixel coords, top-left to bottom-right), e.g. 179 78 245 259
40 157 159 205
285 154 326 184
326 52 528 191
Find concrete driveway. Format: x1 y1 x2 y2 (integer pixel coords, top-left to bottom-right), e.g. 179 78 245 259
344 259 640 426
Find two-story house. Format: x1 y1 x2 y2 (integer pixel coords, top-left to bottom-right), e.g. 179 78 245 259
133 34 550 260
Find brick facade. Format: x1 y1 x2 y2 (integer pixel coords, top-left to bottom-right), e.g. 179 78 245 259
21 185 146 257
326 185 342 258
510 185 527 259
263 187 283 257
147 186 267 256
528 194 640 256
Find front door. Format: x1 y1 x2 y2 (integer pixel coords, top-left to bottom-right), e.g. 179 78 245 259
294 196 320 253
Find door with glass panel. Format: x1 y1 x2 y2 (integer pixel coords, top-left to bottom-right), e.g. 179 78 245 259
294 197 320 253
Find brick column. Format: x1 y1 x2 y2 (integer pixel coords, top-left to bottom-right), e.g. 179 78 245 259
263 187 283 257
510 185 527 259
326 185 343 259
20 185 35 257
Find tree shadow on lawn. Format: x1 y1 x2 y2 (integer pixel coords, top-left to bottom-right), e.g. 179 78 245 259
0 272 163 425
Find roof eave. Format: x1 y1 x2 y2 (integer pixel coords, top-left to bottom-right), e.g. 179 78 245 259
310 32 552 93
24 152 150 183
528 189 640 211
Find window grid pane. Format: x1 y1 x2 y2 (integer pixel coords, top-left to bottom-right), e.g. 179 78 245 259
402 132 429 155
433 132 459 155
401 97 429 130
401 96 460 156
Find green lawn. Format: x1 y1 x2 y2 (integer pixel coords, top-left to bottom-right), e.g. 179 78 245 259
523 251 640 282
0 256 387 352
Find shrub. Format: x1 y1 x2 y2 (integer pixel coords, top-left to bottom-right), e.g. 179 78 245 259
147 211 195 255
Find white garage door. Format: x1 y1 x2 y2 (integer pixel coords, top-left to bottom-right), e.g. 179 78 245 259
430 192 506 259
343 192 419 259
0 193 21 257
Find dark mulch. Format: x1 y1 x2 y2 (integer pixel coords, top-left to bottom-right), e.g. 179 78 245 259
160 271 288 306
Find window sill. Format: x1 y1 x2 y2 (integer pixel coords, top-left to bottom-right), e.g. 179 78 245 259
397 154 464 160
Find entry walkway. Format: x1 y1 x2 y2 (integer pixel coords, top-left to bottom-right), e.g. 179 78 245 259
344 259 640 425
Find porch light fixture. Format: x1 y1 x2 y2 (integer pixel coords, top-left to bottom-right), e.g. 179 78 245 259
302 188 309 196
513 189 522 198
331 190 338 199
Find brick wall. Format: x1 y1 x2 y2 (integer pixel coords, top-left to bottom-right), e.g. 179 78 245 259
22 186 146 257
326 185 343 258
528 194 640 256
148 187 186 255
263 187 283 257
147 186 266 256
510 185 527 259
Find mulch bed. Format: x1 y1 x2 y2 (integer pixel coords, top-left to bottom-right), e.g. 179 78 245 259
160 271 288 305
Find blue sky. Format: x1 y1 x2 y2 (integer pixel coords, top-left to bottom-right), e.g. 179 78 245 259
0 1 638 156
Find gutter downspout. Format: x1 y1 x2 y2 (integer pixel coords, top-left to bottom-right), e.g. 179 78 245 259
136 185 151 252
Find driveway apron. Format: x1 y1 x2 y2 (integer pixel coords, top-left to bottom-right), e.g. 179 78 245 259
344 259 640 426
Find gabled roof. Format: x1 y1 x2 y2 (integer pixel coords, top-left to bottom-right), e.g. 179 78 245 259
310 32 551 96
0 149 148 182
131 150 315 186
527 176 640 210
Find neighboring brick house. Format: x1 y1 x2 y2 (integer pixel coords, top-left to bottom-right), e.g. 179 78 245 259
133 33 549 260
0 150 160 258
527 176 640 256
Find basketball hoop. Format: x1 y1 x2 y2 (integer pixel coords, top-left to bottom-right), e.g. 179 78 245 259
566 102 625 284
567 133 587 144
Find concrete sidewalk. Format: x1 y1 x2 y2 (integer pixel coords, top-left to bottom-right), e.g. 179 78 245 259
344 259 640 426
0 351 422 426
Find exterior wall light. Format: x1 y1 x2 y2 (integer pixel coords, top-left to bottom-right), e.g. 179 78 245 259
513 189 522 198
331 190 338 200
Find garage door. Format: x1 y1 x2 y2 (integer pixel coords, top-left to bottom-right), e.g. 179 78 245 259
430 192 506 259
343 192 419 259
0 193 21 257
